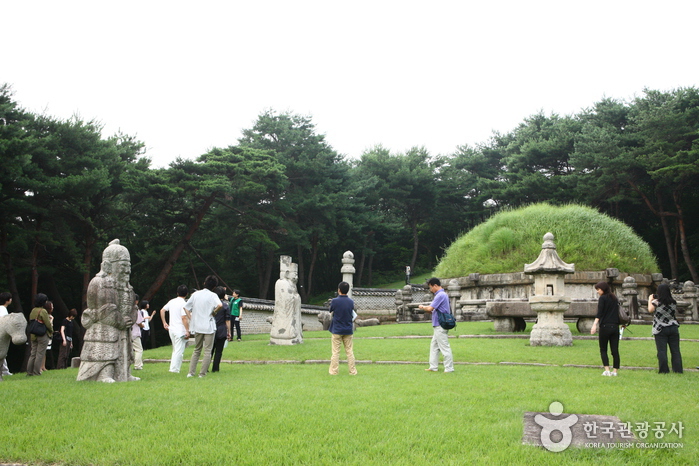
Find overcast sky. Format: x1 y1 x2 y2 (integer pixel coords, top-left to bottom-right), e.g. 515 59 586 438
5 1 698 167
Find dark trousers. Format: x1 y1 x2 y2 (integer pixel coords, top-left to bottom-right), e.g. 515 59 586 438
231 319 241 340
598 324 620 369
654 325 683 373
57 341 72 369
211 337 227 372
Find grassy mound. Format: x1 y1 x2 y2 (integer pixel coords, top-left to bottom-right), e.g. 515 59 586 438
434 203 659 277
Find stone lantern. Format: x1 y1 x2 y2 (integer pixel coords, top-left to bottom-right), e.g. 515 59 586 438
341 251 355 298
524 233 574 346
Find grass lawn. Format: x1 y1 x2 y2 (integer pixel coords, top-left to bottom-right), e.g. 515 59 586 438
2 322 697 465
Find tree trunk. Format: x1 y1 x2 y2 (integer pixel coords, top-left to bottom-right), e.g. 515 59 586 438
305 235 319 302
657 193 679 279
81 233 96 312
410 217 419 271
0 226 23 313
674 193 699 283
143 193 217 302
296 244 307 302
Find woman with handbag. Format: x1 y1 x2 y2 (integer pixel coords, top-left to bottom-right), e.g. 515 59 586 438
27 293 53 376
590 281 620 376
648 283 683 374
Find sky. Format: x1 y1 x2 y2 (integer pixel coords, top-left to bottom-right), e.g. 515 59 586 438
4 1 699 168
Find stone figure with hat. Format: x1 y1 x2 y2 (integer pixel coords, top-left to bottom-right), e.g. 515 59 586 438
77 239 140 382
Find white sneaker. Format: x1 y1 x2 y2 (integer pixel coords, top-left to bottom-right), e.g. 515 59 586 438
187 374 194 378
611 371 617 376
602 370 611 376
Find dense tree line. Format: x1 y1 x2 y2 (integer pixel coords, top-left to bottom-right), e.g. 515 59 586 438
1 84 698 324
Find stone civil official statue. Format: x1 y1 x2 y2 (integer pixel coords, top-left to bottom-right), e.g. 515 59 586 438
77 239 139 382
269 255 303 345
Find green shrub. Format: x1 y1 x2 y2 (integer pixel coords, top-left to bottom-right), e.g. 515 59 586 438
434 203 659 277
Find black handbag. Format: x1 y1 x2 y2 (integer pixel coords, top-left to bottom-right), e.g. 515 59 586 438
28 316 47 337
437 310 456 330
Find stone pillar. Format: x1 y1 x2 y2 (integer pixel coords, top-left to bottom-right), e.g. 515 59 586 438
621 276 638 320
525 233 574 347
682 281 697 321
341 251 355 299
447 279 461 321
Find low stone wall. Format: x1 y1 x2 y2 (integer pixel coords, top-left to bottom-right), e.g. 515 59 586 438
352 287 402 316
396 270 698 327
239 297 325 334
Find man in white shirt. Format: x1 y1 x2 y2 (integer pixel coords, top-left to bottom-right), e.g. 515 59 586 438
184 276 222 378
160 285 190 373
0 292 13 376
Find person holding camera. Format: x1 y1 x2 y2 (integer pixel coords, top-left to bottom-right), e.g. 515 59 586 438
648 283 683 374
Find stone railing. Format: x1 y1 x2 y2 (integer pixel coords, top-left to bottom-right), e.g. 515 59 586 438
352 287 406 316
394 270 698 329
238 297 325 334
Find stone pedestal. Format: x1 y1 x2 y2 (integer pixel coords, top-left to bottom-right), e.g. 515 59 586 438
529 297 573 346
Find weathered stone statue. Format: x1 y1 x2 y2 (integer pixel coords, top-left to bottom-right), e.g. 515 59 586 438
270 255 303 345
0 313 27 382
77 239 139 382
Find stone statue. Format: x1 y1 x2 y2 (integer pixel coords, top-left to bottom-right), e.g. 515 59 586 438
0 313 27 382
270 255 303 345
77 239 139 382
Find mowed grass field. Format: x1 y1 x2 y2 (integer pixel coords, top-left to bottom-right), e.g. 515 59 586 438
2 322 697 465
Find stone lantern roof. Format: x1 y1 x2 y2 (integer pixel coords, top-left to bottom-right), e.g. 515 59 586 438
524 233 575 274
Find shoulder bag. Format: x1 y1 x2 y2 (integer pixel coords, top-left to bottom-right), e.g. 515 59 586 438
437 310 456 330
28 311 48 337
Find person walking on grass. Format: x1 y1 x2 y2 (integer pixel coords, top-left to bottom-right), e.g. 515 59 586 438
418 277 454 373
648 283 683 374
185 275 222 378
590 281 620 376
160 285 190 374
328 281 357 375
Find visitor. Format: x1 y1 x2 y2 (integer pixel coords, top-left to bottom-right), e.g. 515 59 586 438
56 308 78 369
160 285 190 373
138 300 156 350
590 281 620 376
229 289 243 341
418 277 454 373
185 275 222 378
405 265 411 285
42 301 56 372
210 286 231 372
648 283 683 373
132 296 145 370
328 281 357 375
27 293 53 376
0 292 12 376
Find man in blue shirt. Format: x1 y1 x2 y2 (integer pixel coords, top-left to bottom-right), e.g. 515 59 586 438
418 277 454 372
328 281 357 375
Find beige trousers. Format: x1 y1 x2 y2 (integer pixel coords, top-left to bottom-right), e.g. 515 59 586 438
329 334 357 375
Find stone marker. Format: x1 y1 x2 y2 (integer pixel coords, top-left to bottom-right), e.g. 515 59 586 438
523 402 635 452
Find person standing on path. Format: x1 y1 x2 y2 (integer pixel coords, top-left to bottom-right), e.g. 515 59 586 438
328 281 357 375
418 277 454 373
185 275 222 378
